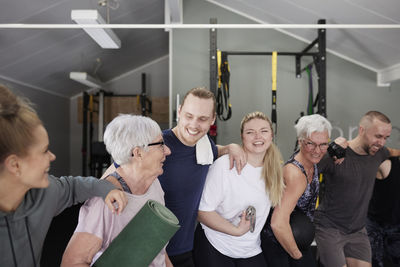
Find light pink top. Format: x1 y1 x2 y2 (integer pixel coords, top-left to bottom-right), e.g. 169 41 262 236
75 179 166 267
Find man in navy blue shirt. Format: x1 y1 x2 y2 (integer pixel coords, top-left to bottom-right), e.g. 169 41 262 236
158 87 245 267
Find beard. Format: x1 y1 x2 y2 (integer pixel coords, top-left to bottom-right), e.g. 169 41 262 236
367 144 382 155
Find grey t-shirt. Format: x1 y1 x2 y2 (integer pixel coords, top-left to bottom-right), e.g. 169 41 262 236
315 146 389 234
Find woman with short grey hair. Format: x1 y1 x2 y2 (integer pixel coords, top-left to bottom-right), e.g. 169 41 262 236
295 114 333 140
62 114 173 267
263 114 332 267
103 114 163 165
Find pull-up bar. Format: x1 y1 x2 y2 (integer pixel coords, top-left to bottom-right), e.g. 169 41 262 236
0 24 399 29
223 52 318 56
209 19 327 142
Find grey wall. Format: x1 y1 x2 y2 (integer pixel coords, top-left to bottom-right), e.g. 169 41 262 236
69 56 169 175
1 79 70 177
172 0 400 161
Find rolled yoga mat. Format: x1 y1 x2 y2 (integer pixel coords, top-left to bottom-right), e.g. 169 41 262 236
93 199 180 267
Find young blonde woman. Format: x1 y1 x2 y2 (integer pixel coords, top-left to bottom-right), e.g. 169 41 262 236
194 111 284 267
0 85 126 267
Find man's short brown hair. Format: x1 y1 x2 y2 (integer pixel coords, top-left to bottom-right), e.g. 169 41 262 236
181 87 216 114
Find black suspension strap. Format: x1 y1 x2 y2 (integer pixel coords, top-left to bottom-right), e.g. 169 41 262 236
306 65 314 115
217 50 232 121
294 64 316 151
271 51 278 134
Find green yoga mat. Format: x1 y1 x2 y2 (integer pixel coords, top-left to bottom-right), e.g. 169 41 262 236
93 199 180 267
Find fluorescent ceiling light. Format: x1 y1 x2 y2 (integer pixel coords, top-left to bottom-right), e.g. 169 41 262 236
71 9 121 49
69 72 103 88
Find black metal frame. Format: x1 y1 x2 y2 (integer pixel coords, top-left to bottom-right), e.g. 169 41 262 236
209 18 218 143
81 73 152 176
209 19 327 141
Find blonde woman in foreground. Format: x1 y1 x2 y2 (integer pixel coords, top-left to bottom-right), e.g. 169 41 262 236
194 111 284 267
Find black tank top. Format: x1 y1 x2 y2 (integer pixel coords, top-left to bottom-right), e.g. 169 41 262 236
263 152 319 244
368 157 400 225
285 152 319 222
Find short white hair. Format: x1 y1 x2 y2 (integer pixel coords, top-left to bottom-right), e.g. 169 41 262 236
103 114 161 165
295 114 332 139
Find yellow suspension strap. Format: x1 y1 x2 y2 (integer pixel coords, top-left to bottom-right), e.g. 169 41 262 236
315 173 323 209
217 50 222 93
316 137 331 208
271 51 278 134
89 94 94 113
216 50 232 121
88 94 94 126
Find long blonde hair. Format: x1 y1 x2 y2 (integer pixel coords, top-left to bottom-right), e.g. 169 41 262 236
240 111 285 207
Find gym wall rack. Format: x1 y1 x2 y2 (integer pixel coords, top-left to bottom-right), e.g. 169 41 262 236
81 73 152 176
209 19 327 142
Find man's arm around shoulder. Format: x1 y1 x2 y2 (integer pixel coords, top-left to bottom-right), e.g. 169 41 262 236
217 144 246 174
387 147 400 157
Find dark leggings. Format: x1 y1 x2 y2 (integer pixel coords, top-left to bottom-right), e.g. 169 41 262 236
193 225 267 267
169 251 195 267
261 229 316 267
366 217 400 267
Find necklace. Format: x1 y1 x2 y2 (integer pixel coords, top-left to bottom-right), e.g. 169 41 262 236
294 153 314 184
306 167 314 183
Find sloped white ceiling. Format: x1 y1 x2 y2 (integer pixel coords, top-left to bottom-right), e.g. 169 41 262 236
0 0 399 97
0 0 168 98
207 0 400 85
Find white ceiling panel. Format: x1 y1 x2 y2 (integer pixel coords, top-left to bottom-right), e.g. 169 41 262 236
1 0 400 96
0 0 167 97
208 0 400 83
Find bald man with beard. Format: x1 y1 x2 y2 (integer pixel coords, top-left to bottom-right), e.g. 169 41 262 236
314 111 400 267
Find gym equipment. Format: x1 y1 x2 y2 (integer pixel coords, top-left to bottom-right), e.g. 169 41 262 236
93 200 180 267
216 50 232 121
245 206 256 233
81 73 152 176
290 209 315 251
293 65 318 151
271 51 278 134
315 173 324 209
209 19 327 142
306 65 316 116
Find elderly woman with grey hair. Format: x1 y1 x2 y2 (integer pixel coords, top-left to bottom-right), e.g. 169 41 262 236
62 114 173 267
262 114 332 267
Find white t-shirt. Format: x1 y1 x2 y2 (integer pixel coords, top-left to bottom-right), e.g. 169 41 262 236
75 179 166 267
199 155 272 258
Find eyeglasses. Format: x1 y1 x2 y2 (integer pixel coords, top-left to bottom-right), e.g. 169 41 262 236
132 141 166 157
147 141 166 152
302 139 329 151
148 141 165 147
